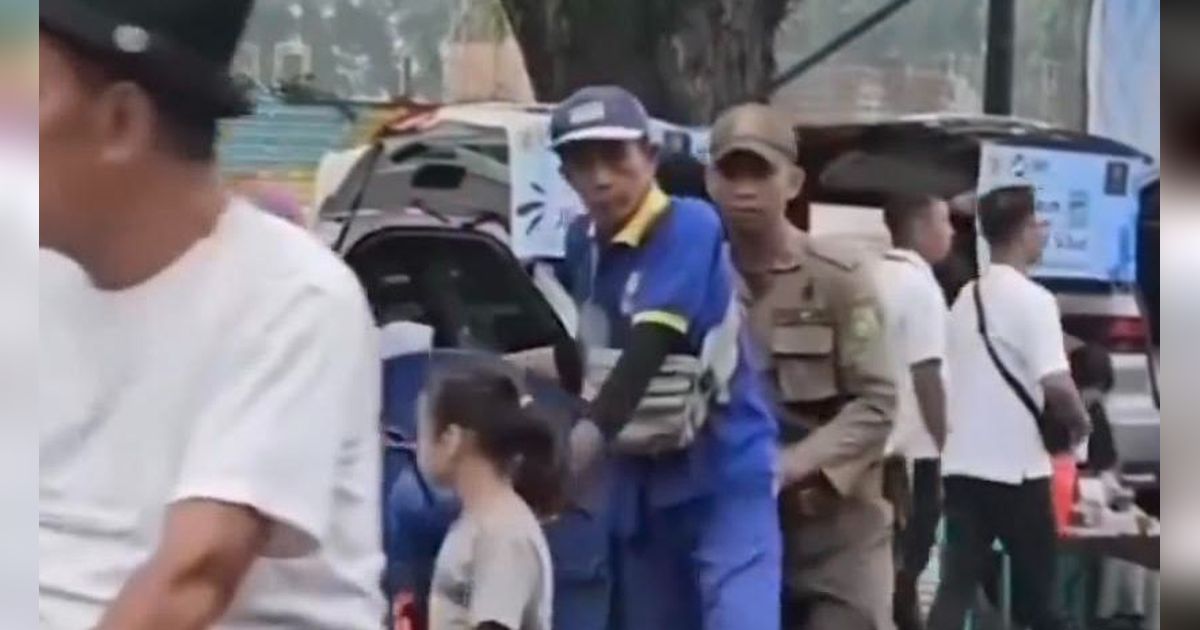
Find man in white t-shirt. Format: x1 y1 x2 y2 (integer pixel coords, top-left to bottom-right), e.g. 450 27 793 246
928 186 1090 630
874 194 953 630
39 2 384 628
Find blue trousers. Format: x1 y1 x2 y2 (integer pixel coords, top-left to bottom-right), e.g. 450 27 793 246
613 487 782 630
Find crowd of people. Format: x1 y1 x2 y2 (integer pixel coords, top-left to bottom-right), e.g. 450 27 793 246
40 2 1111 630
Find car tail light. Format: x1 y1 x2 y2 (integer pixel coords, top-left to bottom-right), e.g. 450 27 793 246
391 591 421 630
1103 316 1147 352
1063 313 1148 353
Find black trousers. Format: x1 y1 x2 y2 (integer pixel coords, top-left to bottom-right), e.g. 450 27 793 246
894 459 942 630
927 476 1065 630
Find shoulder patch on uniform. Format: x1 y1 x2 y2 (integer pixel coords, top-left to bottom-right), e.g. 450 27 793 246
807 236 863 272
849 304 882 343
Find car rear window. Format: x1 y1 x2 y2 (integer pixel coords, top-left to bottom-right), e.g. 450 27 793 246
346 230 565 354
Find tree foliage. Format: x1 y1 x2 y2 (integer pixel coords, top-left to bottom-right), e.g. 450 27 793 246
500 0 798 124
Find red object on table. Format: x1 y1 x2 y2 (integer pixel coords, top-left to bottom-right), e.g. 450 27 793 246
391 591 421 630
1052 454 1078 534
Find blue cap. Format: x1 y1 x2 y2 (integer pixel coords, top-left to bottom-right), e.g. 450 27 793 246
550 86 650 150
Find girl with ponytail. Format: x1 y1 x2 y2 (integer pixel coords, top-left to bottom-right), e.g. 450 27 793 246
418 363 561 630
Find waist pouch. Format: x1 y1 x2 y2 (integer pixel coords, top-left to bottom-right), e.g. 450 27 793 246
584 349 713 456
582 300 741 456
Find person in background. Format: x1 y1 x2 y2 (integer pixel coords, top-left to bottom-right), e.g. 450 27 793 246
655 151 711 202
875 194 955 630
1066 341 1157 627
705 102 896 630
928 186 1090 630
39 1 384 628
553 86 782 630
1069 342 1118 474
419 365 560 630
934 192 979 305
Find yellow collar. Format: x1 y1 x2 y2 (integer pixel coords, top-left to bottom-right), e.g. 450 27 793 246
611 186 670 247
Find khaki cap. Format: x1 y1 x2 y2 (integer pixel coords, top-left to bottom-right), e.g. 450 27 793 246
710 103 798 167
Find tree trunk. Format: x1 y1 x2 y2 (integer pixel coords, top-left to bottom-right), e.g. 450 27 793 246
500 0 795 125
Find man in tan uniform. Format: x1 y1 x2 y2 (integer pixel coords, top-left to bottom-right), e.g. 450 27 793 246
705 103 897 630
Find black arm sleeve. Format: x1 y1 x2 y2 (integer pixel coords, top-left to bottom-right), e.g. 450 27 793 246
589 322 685 441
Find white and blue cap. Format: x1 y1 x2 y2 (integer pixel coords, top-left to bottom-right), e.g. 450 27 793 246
550 86 651 150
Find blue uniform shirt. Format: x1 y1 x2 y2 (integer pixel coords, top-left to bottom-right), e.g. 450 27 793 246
561 187 777 536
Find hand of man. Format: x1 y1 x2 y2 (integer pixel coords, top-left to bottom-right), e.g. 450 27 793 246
504 346 559 382
774 457 806 495
777 447 813 490
778 473 839 519
568 419 606 479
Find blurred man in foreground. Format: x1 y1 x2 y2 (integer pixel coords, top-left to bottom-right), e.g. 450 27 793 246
39 1 384 628
706 103 896 630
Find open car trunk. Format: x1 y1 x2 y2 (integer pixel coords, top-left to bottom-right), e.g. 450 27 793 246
344 225 582 393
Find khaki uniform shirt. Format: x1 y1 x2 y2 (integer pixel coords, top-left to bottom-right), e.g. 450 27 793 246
743 228 897 627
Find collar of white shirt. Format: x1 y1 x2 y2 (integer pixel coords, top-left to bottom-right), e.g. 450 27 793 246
984 262 1028 281
884 247 931 272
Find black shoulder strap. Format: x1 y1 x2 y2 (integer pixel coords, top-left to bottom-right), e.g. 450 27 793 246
972 281 1044 423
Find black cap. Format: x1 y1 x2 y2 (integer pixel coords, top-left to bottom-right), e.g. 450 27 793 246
40 0 256 118
550 86 650 150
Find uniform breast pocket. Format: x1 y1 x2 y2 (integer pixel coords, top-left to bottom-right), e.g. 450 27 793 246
771 324 839 402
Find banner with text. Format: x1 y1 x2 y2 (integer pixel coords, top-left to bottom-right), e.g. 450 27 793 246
976 143 1144 284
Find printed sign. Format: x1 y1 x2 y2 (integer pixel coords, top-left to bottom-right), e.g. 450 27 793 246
976 143 1143 283
507 118 586 260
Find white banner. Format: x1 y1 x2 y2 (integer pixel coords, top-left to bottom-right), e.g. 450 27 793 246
976 143 1143 284
506 117 586 260
1087 0 1160 162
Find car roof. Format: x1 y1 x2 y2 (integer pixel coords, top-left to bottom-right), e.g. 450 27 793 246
795 114 1152 205
797 114 1149 159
